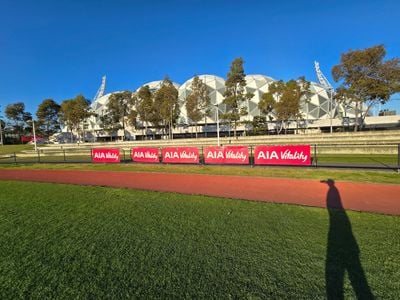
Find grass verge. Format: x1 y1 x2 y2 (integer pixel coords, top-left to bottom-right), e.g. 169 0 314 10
0 181 399 298
0 162 399 184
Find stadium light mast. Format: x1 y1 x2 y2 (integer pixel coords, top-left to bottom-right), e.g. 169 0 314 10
93 75 106 101
315 61 335 134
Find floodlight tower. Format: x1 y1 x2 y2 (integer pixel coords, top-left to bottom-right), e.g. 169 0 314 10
314 61 335 133
93 75 106 101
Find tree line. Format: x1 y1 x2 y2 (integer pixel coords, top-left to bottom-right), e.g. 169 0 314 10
1 44 399 144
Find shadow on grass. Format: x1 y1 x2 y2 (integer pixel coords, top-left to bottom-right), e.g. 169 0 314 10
322 179 374 299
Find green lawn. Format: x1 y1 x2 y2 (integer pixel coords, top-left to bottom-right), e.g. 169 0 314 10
1 162 399 184
0 181 399 298
0 144 34 155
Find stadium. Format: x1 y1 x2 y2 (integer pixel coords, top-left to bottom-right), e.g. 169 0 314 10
82 72 373 141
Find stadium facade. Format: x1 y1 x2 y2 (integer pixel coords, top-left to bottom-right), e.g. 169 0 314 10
81 74 362 141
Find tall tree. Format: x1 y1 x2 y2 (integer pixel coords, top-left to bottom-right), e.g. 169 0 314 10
258 90 276 133
36 99 61 137
60 95 91 142
332 44 400 131
185 76 211 138
107 91 133 140
153 77 179 139
5 102 26 140
134 85 155 139
262 78 310 134
223 57 253 138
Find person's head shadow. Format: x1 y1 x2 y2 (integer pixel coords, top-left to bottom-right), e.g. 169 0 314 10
321 179 374 299
321 179 343 210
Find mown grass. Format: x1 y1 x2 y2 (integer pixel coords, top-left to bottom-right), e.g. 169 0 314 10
0 181 399 298
0 144 34 155
0 162 399 184
316 154 397 166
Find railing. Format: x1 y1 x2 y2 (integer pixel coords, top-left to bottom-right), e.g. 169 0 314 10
1 143 399 172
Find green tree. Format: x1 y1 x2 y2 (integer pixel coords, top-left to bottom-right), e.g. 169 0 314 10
60 95 91 142
185 76 211 138
223 57 253 138
36 99 61 137
153 77 179 139
99 114 120 141
134 85 156 139
263 78 310 134
258 91 276 133
332 44 400 131
107 91 133 140
5 102 26 140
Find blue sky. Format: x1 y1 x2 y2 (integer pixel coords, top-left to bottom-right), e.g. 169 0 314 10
1 0 399 116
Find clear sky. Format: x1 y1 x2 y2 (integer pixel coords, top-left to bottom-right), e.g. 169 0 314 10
1 0 399 116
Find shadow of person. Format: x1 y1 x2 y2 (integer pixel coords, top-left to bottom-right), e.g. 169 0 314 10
322 179 374 299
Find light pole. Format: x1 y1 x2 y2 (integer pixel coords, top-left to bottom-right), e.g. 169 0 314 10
28 118 37 152
329 88 334 134
215 104 220 146
0 118 3 146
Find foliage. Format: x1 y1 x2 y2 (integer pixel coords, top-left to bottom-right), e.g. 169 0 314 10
4 102 28 137
264 77 310 133
153 77 180 138
134 85 156 138
107 91 133 140
36 99 61 137
332 45 400 131
251 116 268 134
60 95 91 141
1 181 399 298
223 58 253 138
185 76 211 138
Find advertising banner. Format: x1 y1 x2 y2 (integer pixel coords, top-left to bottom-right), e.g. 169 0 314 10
162 147 199 164
132 147 159 163
204 146 249 164
92 148 120 163
254 145 311 166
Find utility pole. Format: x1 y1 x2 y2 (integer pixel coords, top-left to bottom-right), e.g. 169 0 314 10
32 119 37 152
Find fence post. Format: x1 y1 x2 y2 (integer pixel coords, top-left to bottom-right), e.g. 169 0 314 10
14 152 17 164
314 144 318 167
123 149 125 163
201 146 204 165
63 150 66 162
37 150 40 163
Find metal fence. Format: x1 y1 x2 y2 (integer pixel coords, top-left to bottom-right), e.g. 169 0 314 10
1 143 399 172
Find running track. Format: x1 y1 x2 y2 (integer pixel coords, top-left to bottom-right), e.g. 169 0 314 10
1 169 399 215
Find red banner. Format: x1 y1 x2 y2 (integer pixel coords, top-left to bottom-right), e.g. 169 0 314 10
132 147 159 163
162 147 199 164
204 146 249 164
92 148 120 163
254 145 311 165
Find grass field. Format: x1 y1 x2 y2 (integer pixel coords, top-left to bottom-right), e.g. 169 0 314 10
0 181 399 298
0 144 34 155
1 162 399 184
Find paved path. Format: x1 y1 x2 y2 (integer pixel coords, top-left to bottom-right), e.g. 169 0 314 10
1 169 399 215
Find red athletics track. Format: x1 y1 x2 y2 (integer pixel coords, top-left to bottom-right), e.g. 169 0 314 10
0 169 399 215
